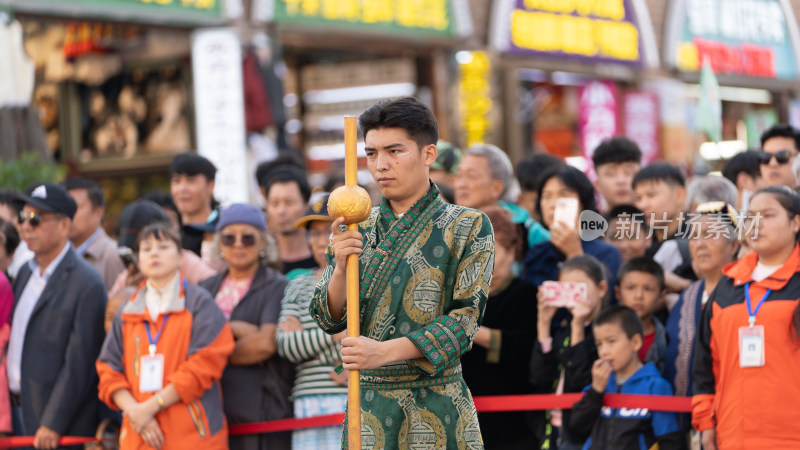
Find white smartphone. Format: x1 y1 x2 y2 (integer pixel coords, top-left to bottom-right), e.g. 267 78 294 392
553 197 579 229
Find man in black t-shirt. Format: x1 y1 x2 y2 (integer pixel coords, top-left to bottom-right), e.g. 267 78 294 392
257 163 317 275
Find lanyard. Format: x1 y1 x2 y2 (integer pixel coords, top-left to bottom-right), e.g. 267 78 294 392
144 315 170 356
744 282 771 327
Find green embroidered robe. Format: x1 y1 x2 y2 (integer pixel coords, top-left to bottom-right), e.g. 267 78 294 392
310 185 494 449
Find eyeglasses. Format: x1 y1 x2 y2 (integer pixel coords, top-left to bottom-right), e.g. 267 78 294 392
220 233 257 247
18 210 60 228
758 150 793 165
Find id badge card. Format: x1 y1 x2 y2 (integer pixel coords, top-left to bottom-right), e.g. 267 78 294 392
139 354 164 392
739 325 765 368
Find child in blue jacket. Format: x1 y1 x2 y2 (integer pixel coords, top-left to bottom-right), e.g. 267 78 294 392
570 306 686 450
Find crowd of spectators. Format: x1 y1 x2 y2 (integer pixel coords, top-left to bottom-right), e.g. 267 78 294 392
2 121 800 449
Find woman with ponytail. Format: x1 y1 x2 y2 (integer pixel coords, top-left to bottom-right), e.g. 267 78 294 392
693 186 800 449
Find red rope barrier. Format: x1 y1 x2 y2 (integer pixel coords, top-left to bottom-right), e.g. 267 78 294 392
0 393 694 447
0 436 100 448
229 413 345 436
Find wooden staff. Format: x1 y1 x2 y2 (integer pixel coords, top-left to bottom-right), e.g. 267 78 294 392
344 116 361 449
328 116 371 448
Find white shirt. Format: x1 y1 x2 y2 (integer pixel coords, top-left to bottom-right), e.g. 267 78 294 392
653 240 682 273
752 261 782 282
145 274 180 322
7 242 71 393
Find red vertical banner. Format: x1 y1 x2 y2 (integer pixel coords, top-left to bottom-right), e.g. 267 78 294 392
579 80 619 175
623 91 660 164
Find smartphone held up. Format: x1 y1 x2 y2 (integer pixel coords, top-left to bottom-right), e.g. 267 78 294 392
541 280 587 308
553 197 579 229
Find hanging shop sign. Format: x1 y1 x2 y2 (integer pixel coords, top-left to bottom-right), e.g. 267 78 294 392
579 81 618 162
1 0 223 26
665 0 800 79
623 91 659 163
489 0 659 67
458 51 492 147
192 28 249 205
269 0 473 38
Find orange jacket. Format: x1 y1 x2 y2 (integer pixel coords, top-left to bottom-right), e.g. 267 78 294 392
693 244 800 448
97 281 234 449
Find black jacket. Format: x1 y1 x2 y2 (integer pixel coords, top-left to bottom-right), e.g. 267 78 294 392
529 320 597 448
462 277 538 449
12 247 107 441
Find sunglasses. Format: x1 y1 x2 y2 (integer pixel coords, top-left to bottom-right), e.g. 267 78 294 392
18 210 60 227
758 150 793 165
220 233 257 247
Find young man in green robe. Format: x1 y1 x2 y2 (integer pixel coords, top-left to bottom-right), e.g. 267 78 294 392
310 97 495 449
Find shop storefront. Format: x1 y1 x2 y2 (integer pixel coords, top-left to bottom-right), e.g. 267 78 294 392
261 0 473 186
663 0 800 171
1 0 228 227
488 0 660 170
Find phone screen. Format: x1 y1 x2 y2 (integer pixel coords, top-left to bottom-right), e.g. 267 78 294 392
542 281 587 308
554 198 579 229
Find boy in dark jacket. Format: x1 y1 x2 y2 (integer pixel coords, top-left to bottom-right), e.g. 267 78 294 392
571 306 685 450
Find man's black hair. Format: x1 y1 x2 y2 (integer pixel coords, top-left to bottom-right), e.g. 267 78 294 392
255 152 306 190
0 190 22 215
594 305 644 340
261 165 311 203
0 218 19 256
169 153 217 181
516 153 564 191
760 123 800 150
358 97 439 151
592 136 642 168
62 177 105 209
631 161 685 189
722 151 762 186
617 256 665 291
142 190 181 225
605 204 650 232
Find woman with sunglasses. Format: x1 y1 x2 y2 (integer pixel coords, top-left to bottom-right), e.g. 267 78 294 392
97 223 234 449
693 186 800 449
200 203 293 450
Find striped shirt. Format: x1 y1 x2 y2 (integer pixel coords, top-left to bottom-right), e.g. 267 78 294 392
276 271 347 399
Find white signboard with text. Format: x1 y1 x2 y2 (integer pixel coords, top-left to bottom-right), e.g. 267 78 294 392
192 28 248 205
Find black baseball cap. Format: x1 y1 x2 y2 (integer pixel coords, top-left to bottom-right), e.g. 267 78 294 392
20 183 77 220
118 200 170 249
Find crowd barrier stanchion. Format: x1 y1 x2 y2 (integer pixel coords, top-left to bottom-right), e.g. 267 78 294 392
0 393 694 448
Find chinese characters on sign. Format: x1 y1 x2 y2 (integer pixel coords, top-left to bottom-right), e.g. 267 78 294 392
458 51 492 147
673 0 799 79
579 80 618 162
192 28 249 204
274 0 453 36
507 0 641 64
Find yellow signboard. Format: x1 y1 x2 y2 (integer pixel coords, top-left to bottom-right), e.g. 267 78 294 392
501 0 642 65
